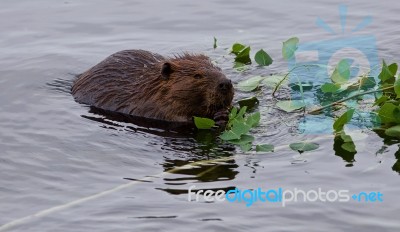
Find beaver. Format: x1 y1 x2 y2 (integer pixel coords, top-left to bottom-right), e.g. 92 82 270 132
71 49 234 126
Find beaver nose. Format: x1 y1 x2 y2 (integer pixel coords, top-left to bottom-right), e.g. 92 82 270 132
218 80 233 94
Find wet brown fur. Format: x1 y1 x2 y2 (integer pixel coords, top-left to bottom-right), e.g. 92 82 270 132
71 50 234 122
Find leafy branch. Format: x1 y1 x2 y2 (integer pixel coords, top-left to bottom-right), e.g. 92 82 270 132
194 36 400 154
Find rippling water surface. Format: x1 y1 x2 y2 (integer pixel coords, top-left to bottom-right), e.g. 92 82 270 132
1 0 400 231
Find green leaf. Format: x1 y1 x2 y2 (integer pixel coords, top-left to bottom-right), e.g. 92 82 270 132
231 43 252 65
254 49 273 66
227 106 246 128
229 107 238 120
240 143 253 152
331 59 351 84
194 117 215 129
377 103 400 124
222 107 262 143
373 95 388 106
395 78 400 98
342 142 356 152
256 144 274 152
385 125 400 138
262 75 288 88
378 60 397 83
394 108 400 119
237 76 266 92
359 76 376 90
238 97 259 110
236 106 247 119
220 119 251 141
321 83 341 93
289 82 313 91
235 46 251 64
289 142 319 153
232 120 251 135
231 43 246 55
282 37 299 60
333 109 355 132
220 130 241 140
233 62 248 72
228 134 255 145
276 100 305 112
213 37 217 49
338 132 357 152
340 133 353 143
246 112 261 127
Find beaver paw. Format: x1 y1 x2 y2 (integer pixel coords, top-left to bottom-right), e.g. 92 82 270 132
213 109 230 128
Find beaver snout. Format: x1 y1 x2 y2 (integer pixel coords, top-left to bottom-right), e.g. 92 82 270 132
218 79 233 95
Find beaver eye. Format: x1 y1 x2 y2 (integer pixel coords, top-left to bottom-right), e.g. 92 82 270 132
194 74 203 79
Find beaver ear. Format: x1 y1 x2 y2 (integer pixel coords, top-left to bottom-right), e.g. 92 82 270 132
161 62 173 80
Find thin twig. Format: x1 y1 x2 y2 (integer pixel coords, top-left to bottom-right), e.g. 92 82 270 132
272 72 290 97
265 85 395 126
307 86 394 114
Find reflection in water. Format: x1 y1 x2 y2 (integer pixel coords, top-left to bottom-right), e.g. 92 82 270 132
162 158 238 182
159 128 239 186
393 147 400 174
333 134 357 166
151 131 239 195
79 97 240 185
158 186 236 196
374 129 400 174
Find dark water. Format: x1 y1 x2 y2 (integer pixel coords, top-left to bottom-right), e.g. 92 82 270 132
1 0 400 231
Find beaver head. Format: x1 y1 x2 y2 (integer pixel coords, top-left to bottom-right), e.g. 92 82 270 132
156 54 234 121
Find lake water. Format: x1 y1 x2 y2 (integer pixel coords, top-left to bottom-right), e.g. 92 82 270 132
1 0 399 231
